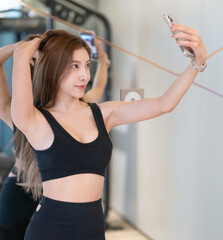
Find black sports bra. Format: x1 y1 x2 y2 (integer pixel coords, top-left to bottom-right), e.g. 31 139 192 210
31 103 112 182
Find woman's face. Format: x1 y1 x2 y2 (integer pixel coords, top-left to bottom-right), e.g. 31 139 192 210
58 47 91 99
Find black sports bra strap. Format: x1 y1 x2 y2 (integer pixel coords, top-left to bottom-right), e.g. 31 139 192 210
38 109 59 135
89 103 108 135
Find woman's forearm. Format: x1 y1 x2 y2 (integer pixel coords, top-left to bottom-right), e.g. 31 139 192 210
160 64 198 112
83 61 109 103
83 39 109 103
0 44 19 117
159 22 207 113
0 42 24 109
92 60 108 89
0 42 22 64
0 65 11 109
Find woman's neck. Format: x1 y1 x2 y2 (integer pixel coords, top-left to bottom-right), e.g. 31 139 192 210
49 96 85 113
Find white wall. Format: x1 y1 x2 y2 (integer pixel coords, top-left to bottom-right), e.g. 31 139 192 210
98 0 223 240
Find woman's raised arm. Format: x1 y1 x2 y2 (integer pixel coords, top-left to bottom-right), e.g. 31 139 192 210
0 42 22 129
83 39 110 103
101 23 207 131
11 38 42 133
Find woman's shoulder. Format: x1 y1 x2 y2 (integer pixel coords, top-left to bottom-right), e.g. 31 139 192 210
97 101 125 119
98 101 116 111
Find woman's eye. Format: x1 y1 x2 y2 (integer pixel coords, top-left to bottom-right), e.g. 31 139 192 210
72 64 78 69
86 63 91 68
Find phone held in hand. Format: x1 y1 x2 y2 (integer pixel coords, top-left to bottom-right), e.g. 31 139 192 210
80 31 98 60
163 13 195 59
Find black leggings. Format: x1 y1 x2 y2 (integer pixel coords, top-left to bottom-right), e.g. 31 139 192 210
0 176 38 240
24 196 106 240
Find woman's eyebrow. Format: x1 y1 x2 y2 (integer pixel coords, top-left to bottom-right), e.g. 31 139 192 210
70 60 81 63
70 59 91 64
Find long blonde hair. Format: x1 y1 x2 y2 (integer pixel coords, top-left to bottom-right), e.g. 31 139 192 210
15 30 91 199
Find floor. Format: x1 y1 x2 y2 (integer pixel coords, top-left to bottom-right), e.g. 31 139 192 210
105 210 152 240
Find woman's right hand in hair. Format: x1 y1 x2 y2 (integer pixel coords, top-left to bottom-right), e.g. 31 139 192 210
14 38 42 61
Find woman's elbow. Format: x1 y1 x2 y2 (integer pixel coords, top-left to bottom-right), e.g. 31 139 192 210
160 102 176 114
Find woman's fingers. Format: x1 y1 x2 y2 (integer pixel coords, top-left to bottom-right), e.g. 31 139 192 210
170 23 207 65
170 23 199 36
177 40 198 49
172 32 198 43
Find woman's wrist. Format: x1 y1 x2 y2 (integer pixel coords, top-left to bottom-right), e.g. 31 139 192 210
14 38 41 61
194 57 206 66
14 41 24 49
189 58 207 72
14 47 32 62
0 44 20 64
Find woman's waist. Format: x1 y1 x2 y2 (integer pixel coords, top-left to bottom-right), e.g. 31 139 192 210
42 173 104 203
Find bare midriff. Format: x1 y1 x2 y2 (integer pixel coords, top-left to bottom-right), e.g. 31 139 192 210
42 173 104 203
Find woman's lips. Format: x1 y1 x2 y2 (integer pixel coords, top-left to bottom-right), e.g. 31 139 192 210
75 85 86 91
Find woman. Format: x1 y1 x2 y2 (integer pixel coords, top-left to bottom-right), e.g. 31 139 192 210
11 24 207 240
0 34 109 240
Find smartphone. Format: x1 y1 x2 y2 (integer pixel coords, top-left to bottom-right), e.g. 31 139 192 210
163 13 195 58
80 31 98 60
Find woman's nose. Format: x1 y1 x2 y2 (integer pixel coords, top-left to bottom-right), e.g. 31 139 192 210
79 67 89 81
